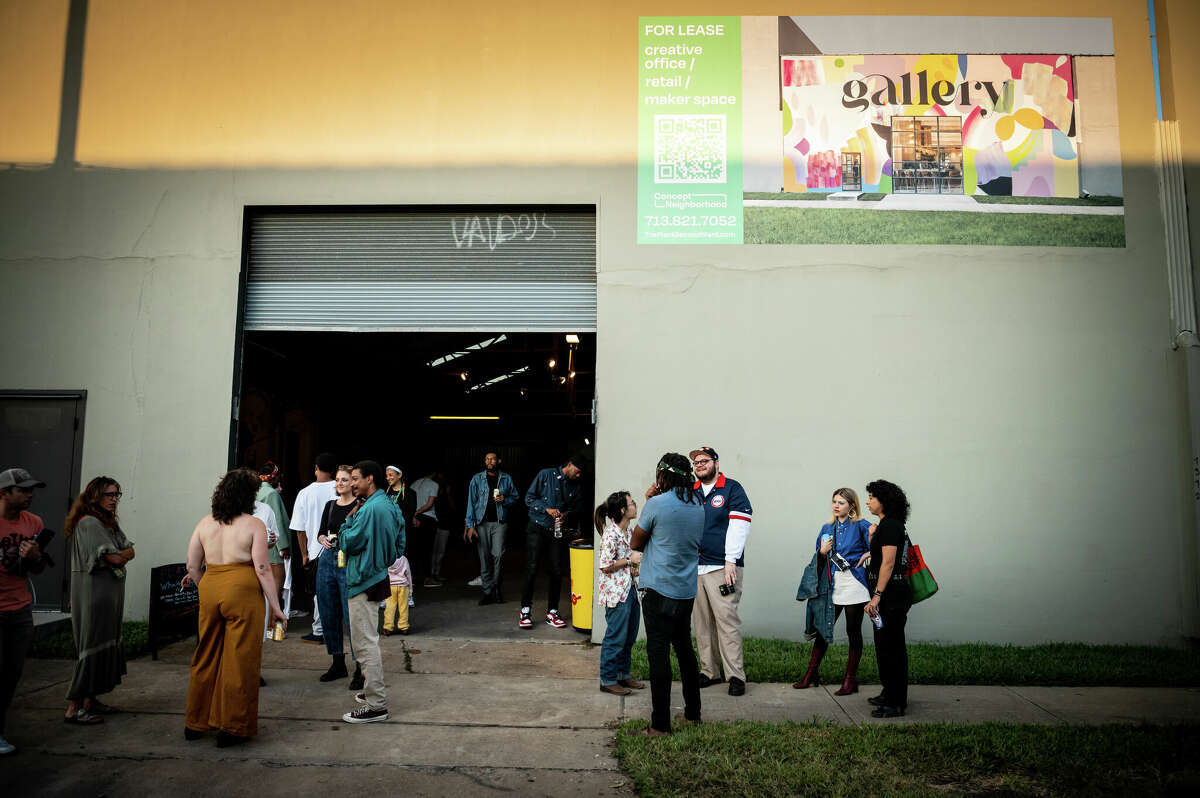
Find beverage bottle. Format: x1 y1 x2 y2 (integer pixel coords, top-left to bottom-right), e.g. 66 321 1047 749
553 515 563 539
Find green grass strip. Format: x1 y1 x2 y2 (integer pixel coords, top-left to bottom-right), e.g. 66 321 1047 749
744 206 1125 246
615 720 1200 798
29 619 188 661
629 638 1200 686
857 192 886 201
743 191 830 201
973 194 1124 206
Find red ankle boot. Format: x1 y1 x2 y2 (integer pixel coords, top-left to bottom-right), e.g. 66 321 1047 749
792 643 826 689
833 649 861 696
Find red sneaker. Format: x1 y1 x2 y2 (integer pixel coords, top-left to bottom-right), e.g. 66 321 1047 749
545 610 567 629
518 608 533 629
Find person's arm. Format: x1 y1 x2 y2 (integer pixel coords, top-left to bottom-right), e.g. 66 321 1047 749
598 525 623 573
723 484 753 586
501 475 518 507
414 482 435 516
339 502 371 555
525 471 550 514
464 475 480 536
185 525 205 586
18 538 45 574
865 544 898 618
316 501 336 550
251 518 286 627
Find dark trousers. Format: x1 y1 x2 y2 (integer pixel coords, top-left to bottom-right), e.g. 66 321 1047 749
815 603 865 652
641 589 700 733
872 588 911 709
409 514 436 583
521 522 567 611
0 605 34 735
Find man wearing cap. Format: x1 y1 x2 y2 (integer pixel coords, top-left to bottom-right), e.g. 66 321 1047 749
0 468 48 755
690 447 753 696
289 453 339 644
520 456 585 630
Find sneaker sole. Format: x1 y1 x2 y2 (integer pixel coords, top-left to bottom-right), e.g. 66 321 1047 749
342 712 389 724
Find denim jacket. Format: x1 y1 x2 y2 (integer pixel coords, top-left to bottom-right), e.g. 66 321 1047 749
796 551 835 643
464 470 518 528
524 466 581 531
815 518 871 592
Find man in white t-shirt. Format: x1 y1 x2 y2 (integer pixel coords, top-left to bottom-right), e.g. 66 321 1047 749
408 472 441 588
289 453 340 644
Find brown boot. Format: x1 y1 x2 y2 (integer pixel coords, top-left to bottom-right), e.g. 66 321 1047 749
833 649 861 696
792 642 826 689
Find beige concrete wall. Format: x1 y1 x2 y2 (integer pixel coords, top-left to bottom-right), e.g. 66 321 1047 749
1076 57 1124 197
742 15 782 192
0 1 1195 645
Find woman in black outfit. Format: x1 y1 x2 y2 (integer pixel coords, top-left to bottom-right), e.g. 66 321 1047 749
863 479 912 718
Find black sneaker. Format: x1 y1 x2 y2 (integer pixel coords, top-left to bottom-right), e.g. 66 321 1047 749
348 666 364 691
300 633 324 644
343 705 389 723
728 677 746 696
698 674 725 689
478 593 496 606
319 660 348 682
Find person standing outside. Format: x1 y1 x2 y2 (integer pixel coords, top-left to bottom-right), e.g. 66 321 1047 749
290 453 339 644
338 461 404 724
409 471 441 588
628 453 706 736
464 452 517 605
314 466 358 683
255 462 291 612
0 468 48 754
689 446 753 697
520 456 584 630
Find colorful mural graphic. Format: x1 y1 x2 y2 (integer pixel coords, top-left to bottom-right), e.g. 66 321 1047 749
780 54 1078 197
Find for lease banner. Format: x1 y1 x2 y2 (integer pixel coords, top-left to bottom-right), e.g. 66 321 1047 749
637 17 743 244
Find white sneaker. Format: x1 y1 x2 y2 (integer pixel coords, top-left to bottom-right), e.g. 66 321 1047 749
468 576 482 586
0 735 15 755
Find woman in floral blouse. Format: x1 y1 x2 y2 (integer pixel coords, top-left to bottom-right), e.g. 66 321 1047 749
596 491 643 696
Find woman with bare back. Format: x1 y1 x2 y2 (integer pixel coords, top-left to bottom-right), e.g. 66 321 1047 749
183 468 287 747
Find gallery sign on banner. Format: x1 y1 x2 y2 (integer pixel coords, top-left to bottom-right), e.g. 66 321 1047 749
637 17 743 244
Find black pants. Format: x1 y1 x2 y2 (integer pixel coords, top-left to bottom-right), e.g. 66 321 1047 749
0 605 34 735
872 587 911 709
409 514 436 583
814 603 865 652
521 522 566 611
641 589 700 733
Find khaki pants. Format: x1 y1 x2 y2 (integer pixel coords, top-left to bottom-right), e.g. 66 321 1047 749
383 585 410 632
348 592 386 709
692 567 745 682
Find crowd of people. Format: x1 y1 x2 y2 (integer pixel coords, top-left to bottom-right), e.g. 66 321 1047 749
0 446 915 752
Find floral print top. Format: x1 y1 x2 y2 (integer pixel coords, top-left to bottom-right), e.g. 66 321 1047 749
597 518 635 608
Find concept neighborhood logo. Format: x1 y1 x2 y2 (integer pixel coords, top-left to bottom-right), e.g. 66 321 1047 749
842 70 1005 115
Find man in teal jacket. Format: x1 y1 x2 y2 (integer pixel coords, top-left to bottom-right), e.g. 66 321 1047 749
339 460 404 724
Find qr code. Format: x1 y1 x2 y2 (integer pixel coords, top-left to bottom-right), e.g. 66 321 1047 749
654 115 727 183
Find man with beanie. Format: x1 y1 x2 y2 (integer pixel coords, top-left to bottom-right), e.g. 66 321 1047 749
519 456 584 630
689 447 753 696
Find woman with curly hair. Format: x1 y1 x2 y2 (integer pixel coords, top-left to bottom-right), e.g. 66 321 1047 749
62 477 134 725
864 479 912 718
793 488 874 695
183 468 286 747
595 490 641 696
629 453 705 736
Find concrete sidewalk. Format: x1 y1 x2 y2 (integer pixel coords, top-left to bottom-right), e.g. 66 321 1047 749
4 632 1198 797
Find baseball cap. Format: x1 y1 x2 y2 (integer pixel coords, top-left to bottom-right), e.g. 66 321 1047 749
689 447 719 462
0 467 46 490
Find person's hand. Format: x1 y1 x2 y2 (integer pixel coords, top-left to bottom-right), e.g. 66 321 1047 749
868 524 877 539
300 549 309 566
724 561 738 587
629 551 643 566
270 607 288 629
819 537 833 556
281 548 291 560
857 553 871 568
318 534 333 551
465 527 478 542
644 483 662 502
546 508 563 519
120 547 135 561
493 493 504 503
18 540 41 560
865 597 880 618
180 574 194 589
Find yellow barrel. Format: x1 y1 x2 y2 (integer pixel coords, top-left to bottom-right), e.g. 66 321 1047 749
568 539 594 633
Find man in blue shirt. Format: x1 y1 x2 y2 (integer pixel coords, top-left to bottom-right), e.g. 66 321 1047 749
464 452 518 605
519 456 585 629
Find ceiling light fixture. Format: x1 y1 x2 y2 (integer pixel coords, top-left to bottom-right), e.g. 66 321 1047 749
467 366 530 393
429 415 500 421
426 335 508 368
565 334 580 344
548 358 557 369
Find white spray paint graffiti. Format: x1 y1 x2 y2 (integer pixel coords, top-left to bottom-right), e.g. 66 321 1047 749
450 213 557 250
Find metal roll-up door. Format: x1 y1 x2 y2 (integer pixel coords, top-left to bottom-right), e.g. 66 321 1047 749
243 207 596 332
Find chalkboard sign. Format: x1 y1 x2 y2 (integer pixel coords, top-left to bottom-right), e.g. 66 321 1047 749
148 563 199 660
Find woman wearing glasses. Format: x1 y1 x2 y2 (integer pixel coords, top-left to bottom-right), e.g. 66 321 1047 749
595 490 642 696
62 477 135 724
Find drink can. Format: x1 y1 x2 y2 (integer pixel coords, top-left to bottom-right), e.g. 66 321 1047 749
871 612 884 630
337 549 346 568
272 620 285 641
493 488 501 500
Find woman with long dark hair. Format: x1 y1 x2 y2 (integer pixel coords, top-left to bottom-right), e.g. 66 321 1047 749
628 453 705 736
794 487 873 695
596 490 642 696
864 479 912 718
62 477 134 724
184 468 286 747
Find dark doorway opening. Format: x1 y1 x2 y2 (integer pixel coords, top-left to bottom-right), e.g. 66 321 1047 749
234 331 596 637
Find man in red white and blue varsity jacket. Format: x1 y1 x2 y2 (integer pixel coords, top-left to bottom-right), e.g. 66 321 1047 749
689 446 753 696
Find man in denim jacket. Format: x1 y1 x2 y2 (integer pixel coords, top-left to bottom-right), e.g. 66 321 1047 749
464 452 518 605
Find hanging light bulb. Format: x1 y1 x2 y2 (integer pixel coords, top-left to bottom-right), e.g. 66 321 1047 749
459 371 468 381
548 358 557 369
568 370 576 379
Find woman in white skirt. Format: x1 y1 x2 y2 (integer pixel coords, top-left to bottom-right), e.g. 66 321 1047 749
793 488 873 695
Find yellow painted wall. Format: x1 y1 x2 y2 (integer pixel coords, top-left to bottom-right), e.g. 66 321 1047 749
0 0 68 165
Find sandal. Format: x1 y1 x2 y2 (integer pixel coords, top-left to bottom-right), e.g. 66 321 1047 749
64 710 104 725
86 700 120 715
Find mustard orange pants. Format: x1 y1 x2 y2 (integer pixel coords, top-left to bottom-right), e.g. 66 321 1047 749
185 563 265 737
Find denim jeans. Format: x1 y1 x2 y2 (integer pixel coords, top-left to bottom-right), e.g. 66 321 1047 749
315 549 352 658
600 590 640 685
